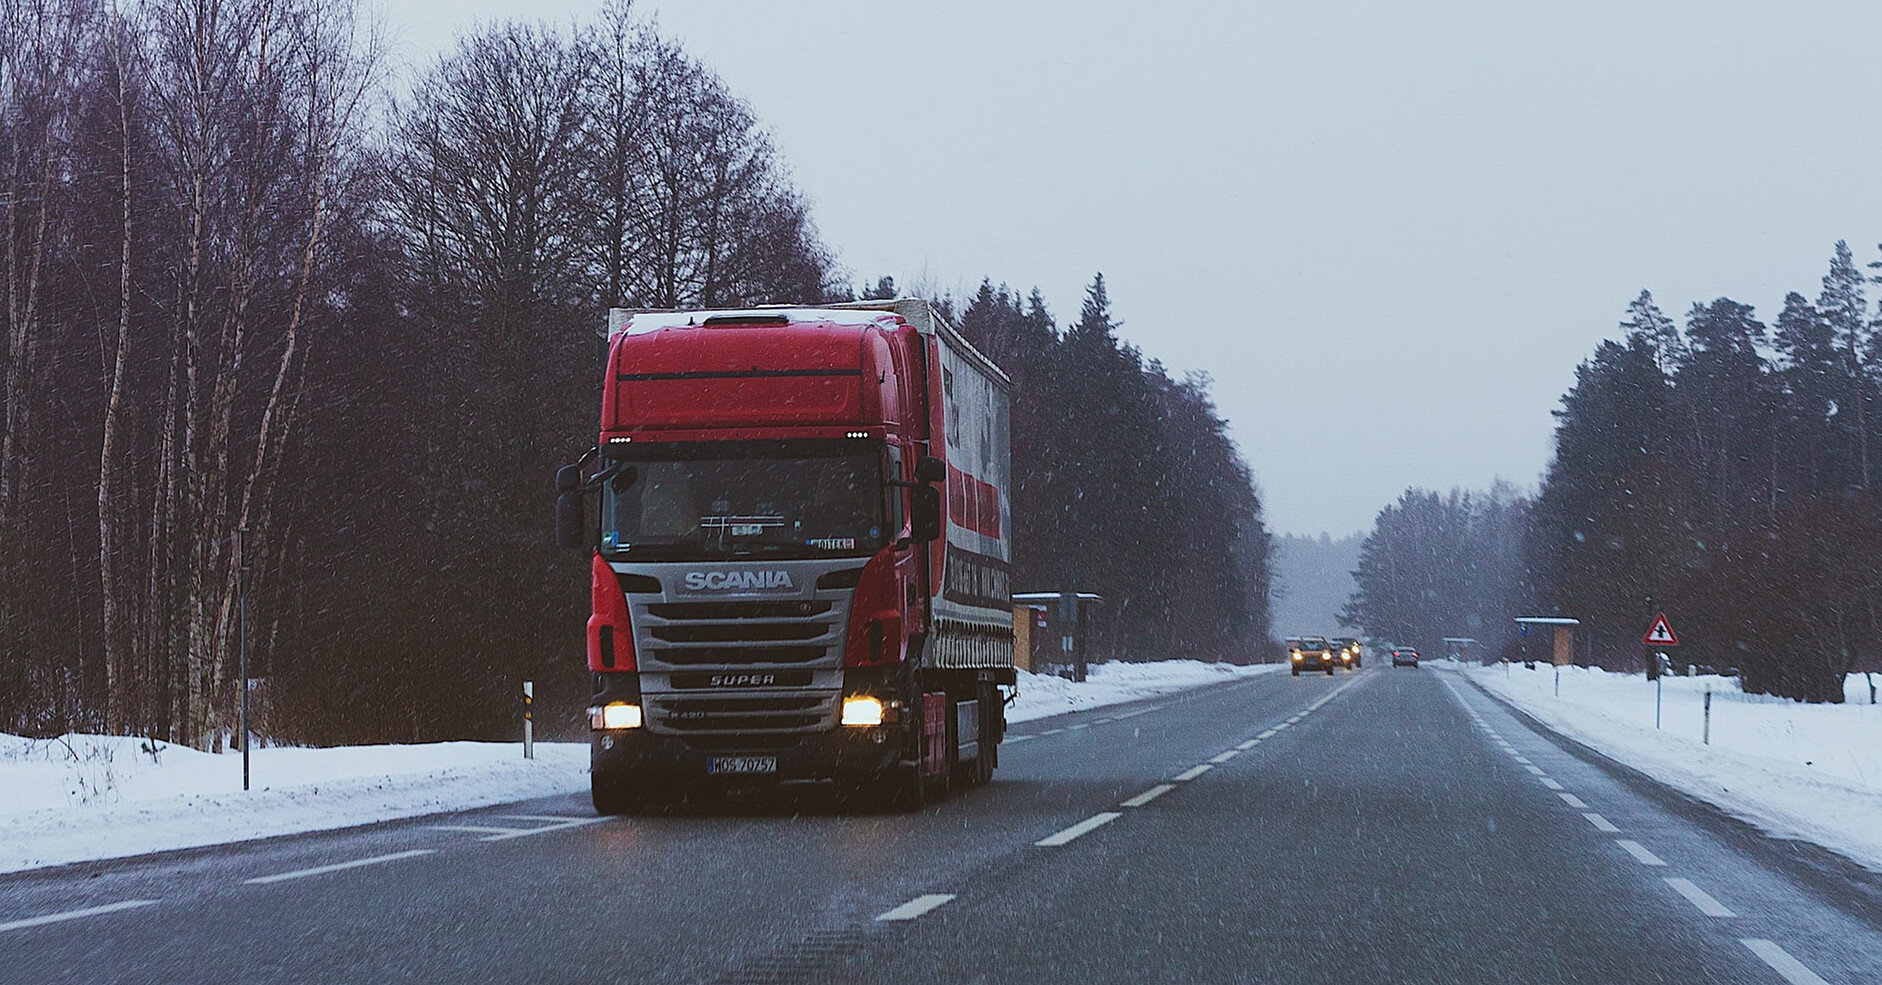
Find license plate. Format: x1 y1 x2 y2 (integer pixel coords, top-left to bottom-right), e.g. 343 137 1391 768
707 756 778 775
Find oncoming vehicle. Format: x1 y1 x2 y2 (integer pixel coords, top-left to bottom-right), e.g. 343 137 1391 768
1331 637 1362 669
1288 637 1337 676
1391 647 1420 668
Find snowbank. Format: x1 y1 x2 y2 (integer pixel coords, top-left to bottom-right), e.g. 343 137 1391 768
0 659 1268 874
0 736 590 875
1457 663 1882 872
1008 659 1279 723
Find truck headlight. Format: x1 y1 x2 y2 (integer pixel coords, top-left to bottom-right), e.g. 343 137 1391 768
841 696 884 726
589 702 642 730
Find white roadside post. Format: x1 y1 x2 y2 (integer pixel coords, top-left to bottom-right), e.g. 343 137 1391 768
1703 682 1712 745
523 680 534 760
1655 654 1664 730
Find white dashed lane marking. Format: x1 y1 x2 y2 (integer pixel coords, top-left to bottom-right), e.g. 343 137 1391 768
1209 750 1240 764
1036 812 1123 847
1583 813 1621 833
1558 792 1589 809
1172 764 1213 782
1615 840 1667 867
1256 729 1278 739
1522 764 1547 776
1740 939 1832 985
1539 777 1565 791
0 900 158 934
876 894 955 922
1664 878 1736 918
244 849 436 886
1235 739 1260 750
1120 784 1175 808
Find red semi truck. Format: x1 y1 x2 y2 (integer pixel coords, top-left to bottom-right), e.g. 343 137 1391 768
555 299 1016 812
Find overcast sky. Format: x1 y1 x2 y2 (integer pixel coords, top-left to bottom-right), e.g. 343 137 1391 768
386 0 1882 536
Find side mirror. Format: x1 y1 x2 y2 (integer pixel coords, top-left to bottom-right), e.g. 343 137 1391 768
910 484 942 542
555 489 586 550
914 455 946 484
556 464 582 493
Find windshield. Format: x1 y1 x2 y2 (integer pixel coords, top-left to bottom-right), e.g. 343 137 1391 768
599 441 884 560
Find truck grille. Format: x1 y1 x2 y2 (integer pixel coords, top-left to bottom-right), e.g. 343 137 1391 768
651 694 834 733
653 646 827 666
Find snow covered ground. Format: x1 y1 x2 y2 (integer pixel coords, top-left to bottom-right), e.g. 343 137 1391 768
1455 663 1882 873
0 658 1268 874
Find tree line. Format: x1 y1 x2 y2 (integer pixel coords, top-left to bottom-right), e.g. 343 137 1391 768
1340 485 1528 661
1344 241 1882 703
954 275 1272 663
1 0 1274 744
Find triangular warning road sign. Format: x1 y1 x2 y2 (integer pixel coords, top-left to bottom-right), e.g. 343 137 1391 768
1643 613 1679 647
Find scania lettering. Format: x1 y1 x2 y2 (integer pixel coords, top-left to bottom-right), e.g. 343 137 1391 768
556 300 1016 813
684 570 797 591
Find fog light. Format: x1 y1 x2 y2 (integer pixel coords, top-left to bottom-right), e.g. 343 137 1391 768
589 702 642 730
842 696 884 726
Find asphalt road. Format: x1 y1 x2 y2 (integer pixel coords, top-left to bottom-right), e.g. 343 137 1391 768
4 667 1881 984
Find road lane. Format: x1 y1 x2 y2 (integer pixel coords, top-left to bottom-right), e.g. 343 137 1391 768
5 665 1876 984
862 667 1882 984
0 670 1329 984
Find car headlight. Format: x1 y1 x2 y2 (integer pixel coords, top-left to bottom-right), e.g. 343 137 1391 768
841 695 884 726
1291 652 1303 661
589 702 642 730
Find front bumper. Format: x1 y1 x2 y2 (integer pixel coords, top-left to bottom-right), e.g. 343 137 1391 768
591 724 905 785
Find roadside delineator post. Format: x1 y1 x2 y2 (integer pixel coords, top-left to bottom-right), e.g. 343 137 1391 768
1703 683 1712 745
523 680 534 760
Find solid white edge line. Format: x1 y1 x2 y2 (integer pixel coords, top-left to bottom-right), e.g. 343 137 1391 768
244 849 437 885
1121 784 1176 808
1210 750 1240 763
875 893 956 922
1583 812 1621 833
428 824 531 836
1615 840 1667 866
1035 812 1123 847
1558 792 1590 809
1172 764 1213 781
1740 939 1831 985
0 899 158 933
1665 878 1736 918
1040 728 1064 735
1006 734 1035 742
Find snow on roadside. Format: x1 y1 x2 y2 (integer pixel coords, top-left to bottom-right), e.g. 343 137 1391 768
0 658 1269 874
0 737 589 875
1455 663 1882 873
1008 659 1279 723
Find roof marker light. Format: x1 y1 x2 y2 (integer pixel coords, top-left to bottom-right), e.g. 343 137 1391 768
846 431 870 439
608 437 632 444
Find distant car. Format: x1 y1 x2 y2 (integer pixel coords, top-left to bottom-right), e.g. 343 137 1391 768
1331 637 1362 669
1289 637 1337 676
1391 647 1420 668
